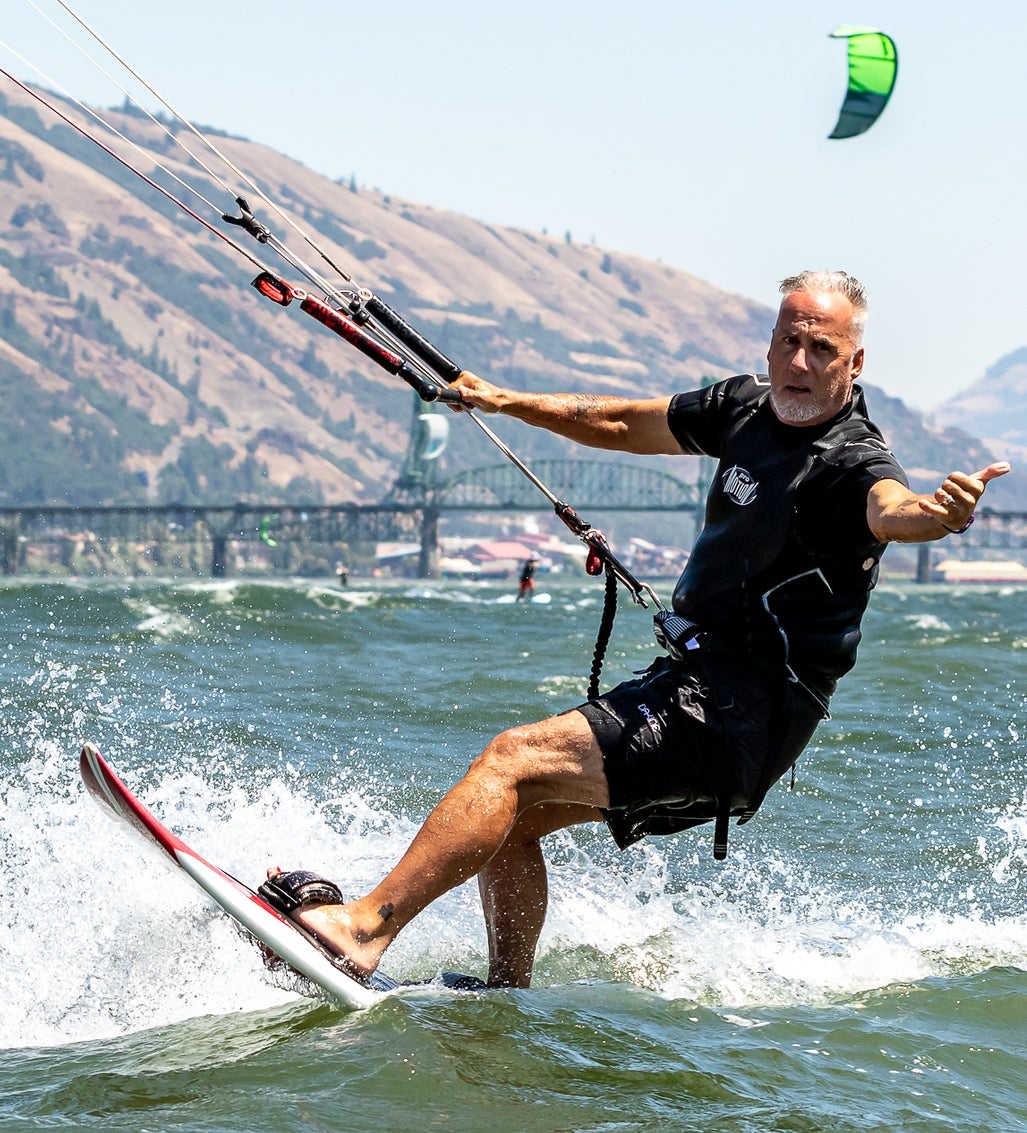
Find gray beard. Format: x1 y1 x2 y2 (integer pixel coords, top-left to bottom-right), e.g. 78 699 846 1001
769 390 824 424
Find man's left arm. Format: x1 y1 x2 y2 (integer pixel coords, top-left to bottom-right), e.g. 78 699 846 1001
867 462 1011 543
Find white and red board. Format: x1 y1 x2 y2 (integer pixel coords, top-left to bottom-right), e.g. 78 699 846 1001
79 742 396 1010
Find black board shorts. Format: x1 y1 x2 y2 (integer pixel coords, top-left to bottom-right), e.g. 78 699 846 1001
576 651 824 850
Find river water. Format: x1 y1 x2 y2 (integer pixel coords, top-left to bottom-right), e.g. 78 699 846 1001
0 576 1025 1131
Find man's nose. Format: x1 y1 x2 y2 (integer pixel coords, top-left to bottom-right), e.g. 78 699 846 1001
789 347 808 372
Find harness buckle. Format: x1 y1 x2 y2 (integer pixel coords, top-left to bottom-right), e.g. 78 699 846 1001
653 609 704 659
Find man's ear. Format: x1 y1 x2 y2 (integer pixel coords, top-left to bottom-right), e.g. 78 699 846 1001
851 346 864 380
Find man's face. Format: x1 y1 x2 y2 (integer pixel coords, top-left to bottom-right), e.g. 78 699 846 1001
766 289 864 426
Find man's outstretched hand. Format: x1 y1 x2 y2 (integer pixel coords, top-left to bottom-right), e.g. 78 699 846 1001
919 462 1012 531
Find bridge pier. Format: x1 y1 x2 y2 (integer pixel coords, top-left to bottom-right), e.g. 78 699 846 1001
419 505 439 578
916 543 931 584
210 534 228 577
0 522 20 575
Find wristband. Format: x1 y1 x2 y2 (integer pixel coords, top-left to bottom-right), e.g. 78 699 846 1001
942 514 975 535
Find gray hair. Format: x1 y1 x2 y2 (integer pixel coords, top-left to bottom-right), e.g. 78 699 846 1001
779 271 868 339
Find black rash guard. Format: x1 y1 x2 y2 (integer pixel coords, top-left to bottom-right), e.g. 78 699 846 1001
668 374 908 711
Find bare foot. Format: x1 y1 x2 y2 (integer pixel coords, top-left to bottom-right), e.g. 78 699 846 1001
261 868 392 981
292 902 390 980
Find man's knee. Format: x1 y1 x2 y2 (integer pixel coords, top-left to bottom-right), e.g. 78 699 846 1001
469 725 536 780
467 713 608 810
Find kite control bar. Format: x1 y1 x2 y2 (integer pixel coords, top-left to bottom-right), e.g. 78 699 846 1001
246 218 666 693
249 268 661 609
342 288 463 385
250 268 661 608
251 272 462 405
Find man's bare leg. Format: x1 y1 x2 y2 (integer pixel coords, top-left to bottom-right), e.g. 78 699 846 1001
477 801 599 988
293 710 607 978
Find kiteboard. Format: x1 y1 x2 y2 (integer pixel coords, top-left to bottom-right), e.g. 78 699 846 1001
494 592 552 605
78 742 396 1010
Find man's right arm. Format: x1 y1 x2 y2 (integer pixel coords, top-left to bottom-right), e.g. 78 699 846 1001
867 463 1010 543
450 371 681 456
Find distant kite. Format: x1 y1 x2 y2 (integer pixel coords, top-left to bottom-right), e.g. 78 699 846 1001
828 26 898 139
417 413 449 461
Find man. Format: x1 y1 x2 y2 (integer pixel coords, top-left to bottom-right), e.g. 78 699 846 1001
516 557 538 601
260 271 1009 989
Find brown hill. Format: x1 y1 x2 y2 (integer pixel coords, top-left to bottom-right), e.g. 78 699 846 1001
934 348 1027 468
0 82 998 508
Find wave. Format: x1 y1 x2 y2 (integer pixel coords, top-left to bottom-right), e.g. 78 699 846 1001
3 739 1027 1049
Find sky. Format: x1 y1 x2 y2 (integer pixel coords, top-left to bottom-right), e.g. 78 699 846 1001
2 0 1025 413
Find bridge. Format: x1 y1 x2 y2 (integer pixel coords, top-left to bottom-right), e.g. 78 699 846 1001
437 460 703 511
0 460 704 578
0 458 1022 581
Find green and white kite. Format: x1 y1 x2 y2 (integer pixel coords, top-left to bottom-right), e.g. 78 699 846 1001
828 26 898 139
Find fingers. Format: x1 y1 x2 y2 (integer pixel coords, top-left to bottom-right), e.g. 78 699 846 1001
447 369 504 414
948 462 1011 502
919 489 966 528
917 497 948 520
443 369 479 412
920 477 974 527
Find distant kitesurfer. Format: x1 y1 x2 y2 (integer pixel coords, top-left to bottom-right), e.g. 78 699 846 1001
335 560 348 587
515 557 537 601
261 271 1010 990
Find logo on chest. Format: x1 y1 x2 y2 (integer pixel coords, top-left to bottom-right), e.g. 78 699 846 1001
721 465 759 506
